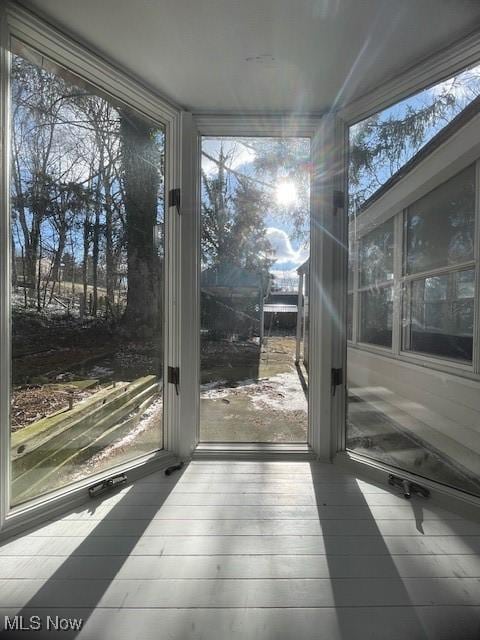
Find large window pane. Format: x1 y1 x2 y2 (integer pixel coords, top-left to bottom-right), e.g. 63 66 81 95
10 45 165 505
405 165 475 275
200 136 310 443
359 219 394 286
349 64 480 212
403 270 474 362
359 286 393 347
347 61 480 499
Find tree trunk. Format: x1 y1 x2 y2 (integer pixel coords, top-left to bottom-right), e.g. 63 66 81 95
82 213 90 317
11 233 17 290
104 188 115 307
48 223 66 305
92 207 100 317
120 110 160 338
36 232 42 312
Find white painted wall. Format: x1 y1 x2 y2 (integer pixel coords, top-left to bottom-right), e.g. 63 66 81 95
347 346 480 477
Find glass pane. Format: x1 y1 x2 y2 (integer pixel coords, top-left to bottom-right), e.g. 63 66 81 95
359 286 393 347
200 136 310 442
405 165 475 275
359 219 394 286
403 270 474 362
347 63 480 499
349 63 480 212
10 45 165 506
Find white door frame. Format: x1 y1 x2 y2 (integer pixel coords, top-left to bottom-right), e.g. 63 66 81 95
191 114 345 458
0 2 183 538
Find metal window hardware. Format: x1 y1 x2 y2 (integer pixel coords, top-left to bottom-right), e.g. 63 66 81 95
88 473 127 498
168 366 180 395
165 461 184 476
331 367 343 396
168 188 181 214
388 474 430 499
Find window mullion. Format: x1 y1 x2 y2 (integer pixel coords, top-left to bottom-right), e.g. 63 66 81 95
392 212 403 355
352 237 359 343
403 261 475 282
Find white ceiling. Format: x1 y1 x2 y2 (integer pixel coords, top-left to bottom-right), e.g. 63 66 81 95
21 0 480 114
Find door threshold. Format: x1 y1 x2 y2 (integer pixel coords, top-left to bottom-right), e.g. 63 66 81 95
194 442 315 460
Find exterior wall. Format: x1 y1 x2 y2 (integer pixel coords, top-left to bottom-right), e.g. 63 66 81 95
347 346 480 478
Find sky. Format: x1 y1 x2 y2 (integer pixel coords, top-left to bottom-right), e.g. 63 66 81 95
349 61 480 209
201 137 310 286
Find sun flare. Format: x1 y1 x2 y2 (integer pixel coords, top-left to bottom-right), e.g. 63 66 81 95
275 180 297 207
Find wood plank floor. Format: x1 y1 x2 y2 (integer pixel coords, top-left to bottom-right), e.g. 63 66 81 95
0 460 479 639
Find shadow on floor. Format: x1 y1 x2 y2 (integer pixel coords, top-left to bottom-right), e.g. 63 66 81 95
310 462 480 639
0 462 187 639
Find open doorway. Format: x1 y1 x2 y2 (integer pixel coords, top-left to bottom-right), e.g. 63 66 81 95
199 136 310 443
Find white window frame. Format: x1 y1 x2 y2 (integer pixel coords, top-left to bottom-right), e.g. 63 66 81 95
0 3 183 538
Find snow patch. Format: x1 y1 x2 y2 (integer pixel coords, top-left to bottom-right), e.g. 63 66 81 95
201 370 307 413
88 365 114 378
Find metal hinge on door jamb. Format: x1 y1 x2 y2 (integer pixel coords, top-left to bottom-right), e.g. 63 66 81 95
168 366 180 395
169 188 181 214
331 367 343 396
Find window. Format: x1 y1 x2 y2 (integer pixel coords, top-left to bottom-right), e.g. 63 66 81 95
10 44 166 506
347 59 480 499
199 136 310 443
405 165 475 275
402 166 476 362
359 286 393 347
357 220 394 348
403 269 474 362
360 219 394 286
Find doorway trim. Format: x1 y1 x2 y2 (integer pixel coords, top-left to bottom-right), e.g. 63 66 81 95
190 114 343 458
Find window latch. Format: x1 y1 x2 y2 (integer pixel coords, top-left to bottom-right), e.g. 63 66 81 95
168 366 180 395
331 367 343 396
88 473 127 498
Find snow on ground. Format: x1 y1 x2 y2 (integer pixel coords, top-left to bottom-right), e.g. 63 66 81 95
200 379 229 396
68 396 163 481
250 371 307 412
88 365 115 378
201 369 307 413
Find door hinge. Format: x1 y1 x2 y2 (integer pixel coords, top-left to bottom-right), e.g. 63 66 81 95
333 190 345 215
168 366 180 395
169 188 181 214
331 367 343 396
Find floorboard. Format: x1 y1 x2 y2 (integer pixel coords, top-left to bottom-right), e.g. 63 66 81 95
0 460 479 639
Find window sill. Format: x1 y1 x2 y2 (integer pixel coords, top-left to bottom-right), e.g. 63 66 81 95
348 341 478 381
